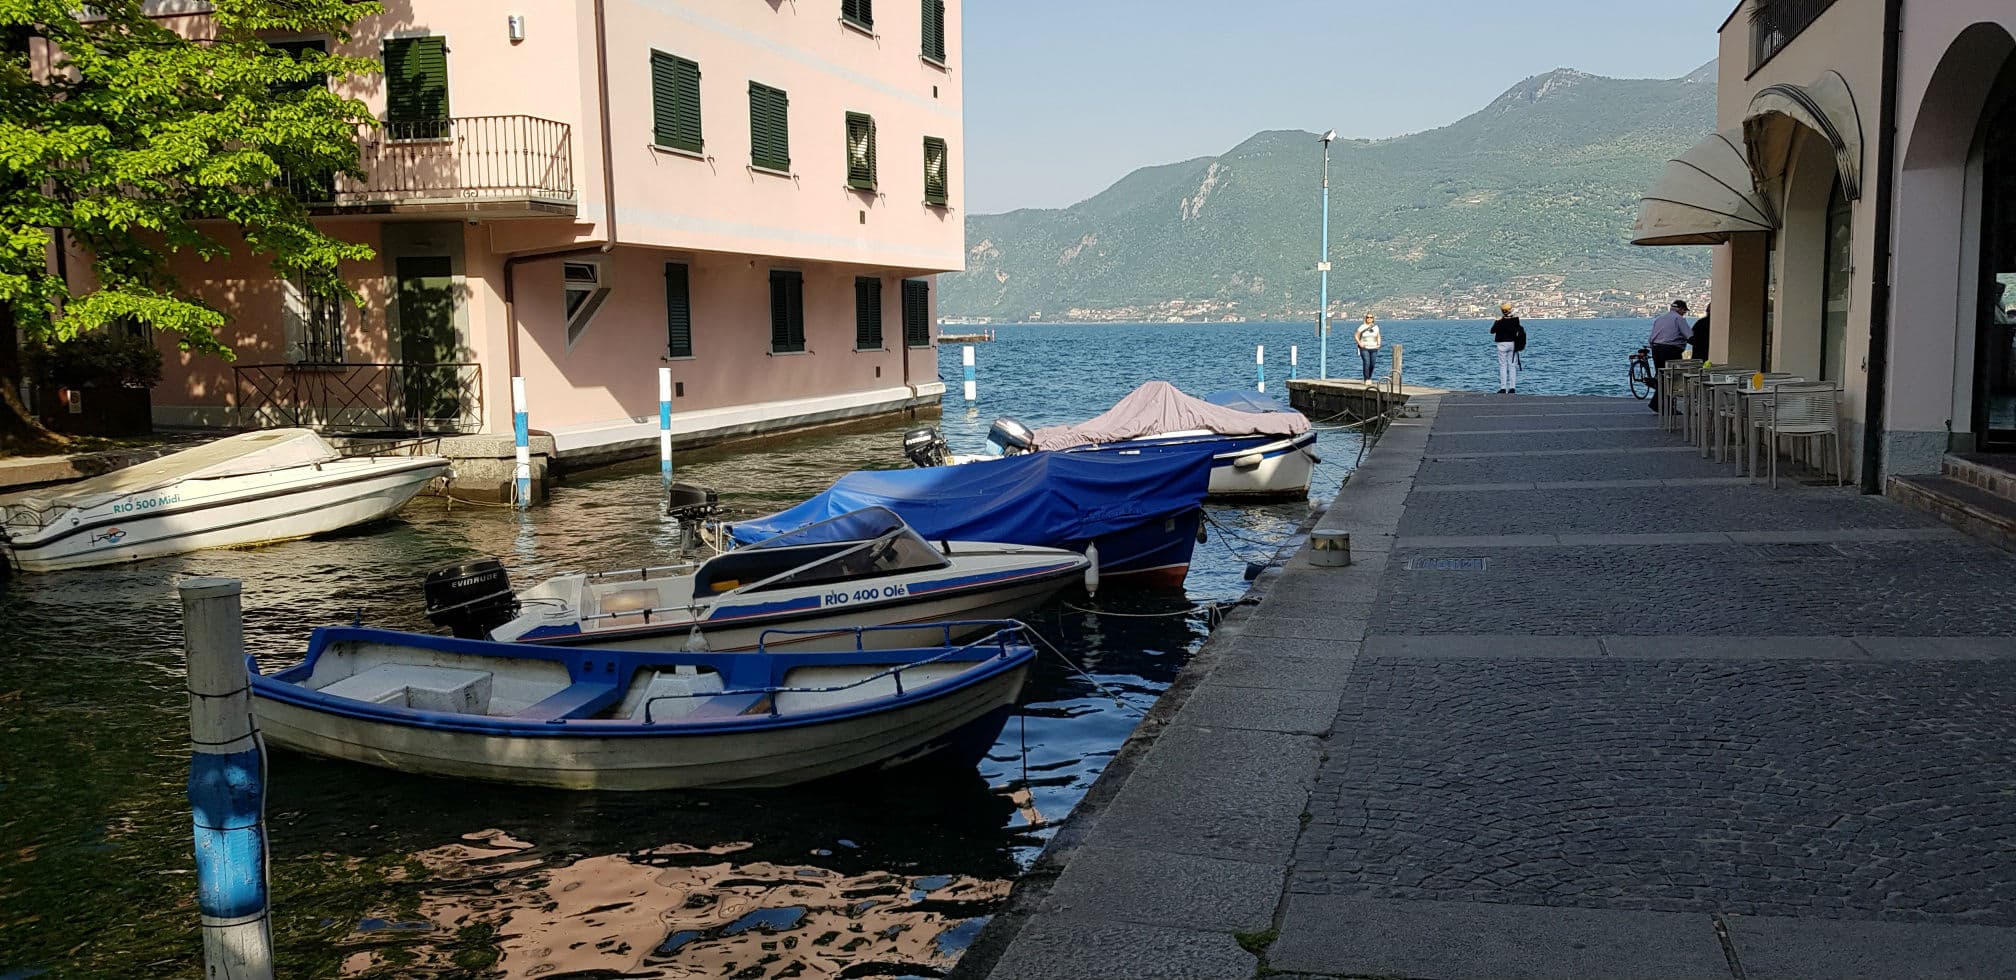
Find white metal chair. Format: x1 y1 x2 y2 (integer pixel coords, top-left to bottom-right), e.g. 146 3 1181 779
1748 383 1843 488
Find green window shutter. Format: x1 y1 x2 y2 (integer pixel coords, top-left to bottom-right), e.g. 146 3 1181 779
846 112 876 190
384 36 450 134
770 270 805 352
651 51 703 152
923 136 948 205
902 279 931 347
750 82 791 172
665 263 693 358
842 0 873 28
855 277 883 350
921 0 945 62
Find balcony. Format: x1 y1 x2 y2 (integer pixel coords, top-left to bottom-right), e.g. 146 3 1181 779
1749 0 1839 74
288 115 576 219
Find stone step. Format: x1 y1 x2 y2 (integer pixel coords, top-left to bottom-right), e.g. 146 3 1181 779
1888 474 2016 553
1943 453 2016 502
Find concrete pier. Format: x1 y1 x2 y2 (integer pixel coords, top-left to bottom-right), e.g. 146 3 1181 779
963 393 2016 980
1288 377 1449 422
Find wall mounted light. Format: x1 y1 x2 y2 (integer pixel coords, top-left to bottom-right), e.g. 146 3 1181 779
507 14 526 43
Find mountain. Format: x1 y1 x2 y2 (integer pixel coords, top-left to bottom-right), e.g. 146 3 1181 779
944 62 1719 322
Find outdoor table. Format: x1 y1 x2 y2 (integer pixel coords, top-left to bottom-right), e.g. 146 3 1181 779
1687 369 1754 448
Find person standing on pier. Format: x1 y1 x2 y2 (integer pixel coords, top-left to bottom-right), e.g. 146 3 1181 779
1355 314 1383 382
1647 300 1693 411
1490 303 1524 393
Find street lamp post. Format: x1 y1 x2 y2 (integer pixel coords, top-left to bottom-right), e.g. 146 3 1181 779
1318 129 1336 379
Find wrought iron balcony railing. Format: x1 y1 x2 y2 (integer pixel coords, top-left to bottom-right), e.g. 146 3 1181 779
286 115 575 216
1750 0 1839 73
232 361 484 435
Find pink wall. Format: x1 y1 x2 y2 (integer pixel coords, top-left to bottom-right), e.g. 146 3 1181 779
512 245 938 431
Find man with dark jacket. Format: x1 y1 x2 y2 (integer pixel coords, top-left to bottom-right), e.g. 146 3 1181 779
1490 303 1525 393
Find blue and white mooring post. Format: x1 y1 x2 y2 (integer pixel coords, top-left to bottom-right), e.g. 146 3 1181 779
511 376 531 508
658 367 674 483
1257 344 1267 393
1291 345 1299 380
182 577 275 980
962 345 978 403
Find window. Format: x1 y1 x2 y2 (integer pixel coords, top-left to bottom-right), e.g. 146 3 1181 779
665 263 693 358
901 278 931 347
770 270 805 353
564 262 610 346
749 82 791 172
923 136 948 206
921 0 946 63
1821 179 1851 383
846 112 876 190
842 0 873 29
650 51 703 153
383 36 450 139
855 277 883 350
286 275 345 364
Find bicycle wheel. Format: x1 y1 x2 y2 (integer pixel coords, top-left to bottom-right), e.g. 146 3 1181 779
1628 360 1653 400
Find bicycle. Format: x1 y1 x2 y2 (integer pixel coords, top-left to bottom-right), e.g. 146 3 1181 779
1628 347 1656 400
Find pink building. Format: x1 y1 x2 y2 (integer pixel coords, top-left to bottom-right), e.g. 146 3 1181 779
131 0 961 492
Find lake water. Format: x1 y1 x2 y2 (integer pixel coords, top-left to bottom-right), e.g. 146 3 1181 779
0 319 1638 978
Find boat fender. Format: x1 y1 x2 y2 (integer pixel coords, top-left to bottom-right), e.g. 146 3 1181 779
1196 522 1209 545
1304 450 1324 465
683 626 711 652
1233 452 1265 470
1083 542 1100 597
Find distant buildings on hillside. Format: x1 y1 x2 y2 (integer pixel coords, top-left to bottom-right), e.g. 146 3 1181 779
942 276 1714 324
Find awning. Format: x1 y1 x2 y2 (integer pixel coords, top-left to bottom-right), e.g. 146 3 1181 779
1632 129 1777 246
1744 69 1866 200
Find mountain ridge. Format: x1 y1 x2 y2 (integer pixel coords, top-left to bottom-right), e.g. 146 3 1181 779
943 62 1719 322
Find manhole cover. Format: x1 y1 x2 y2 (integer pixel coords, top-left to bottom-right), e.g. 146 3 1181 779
1408 557 1489 571
1747 543 1846 561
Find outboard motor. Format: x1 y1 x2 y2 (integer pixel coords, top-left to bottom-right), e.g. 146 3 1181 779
423 558 518 639
665 482 722 522
902 426 950 468
987 417 1036 456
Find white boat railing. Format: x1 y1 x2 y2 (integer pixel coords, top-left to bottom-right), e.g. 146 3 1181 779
639 622 1027 724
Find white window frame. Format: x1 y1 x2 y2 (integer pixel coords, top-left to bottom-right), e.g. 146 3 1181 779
564 260 612 347
284 274 346 365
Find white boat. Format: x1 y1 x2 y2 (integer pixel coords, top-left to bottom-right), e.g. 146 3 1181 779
428 507 1089 653
251 622 1034 790
0 429 448 572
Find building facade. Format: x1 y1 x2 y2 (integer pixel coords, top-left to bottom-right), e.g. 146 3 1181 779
1635 0 2016 488
111 0 961 475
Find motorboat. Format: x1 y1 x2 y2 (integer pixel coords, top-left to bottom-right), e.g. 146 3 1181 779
733 450 1213 588
429 507 1088 653
905 382 1318 501
0 429 448 572
250 622 1033 790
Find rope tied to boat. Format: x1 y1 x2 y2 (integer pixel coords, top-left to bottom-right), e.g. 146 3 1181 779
1018 623 1147 718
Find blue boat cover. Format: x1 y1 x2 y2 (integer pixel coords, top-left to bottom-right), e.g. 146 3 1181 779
1204 389 1292 415
740 506 906 550
730 451 1212 547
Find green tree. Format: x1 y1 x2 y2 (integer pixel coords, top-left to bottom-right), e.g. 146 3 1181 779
0 0 383 450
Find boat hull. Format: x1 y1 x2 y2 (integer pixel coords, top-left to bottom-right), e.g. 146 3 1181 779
254 661 1027 791
1069 430 1317 500
3 458 447 572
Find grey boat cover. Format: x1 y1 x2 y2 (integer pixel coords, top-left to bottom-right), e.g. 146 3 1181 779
1030 381 1310 452
1 429 340 515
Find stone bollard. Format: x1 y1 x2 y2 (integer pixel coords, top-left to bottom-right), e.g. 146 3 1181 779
181 578 275 980
1310 530 1352 567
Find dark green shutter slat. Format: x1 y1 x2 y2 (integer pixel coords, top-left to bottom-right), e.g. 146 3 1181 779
843 0 873 27
385 36 449 128
651 52 703 152
922 0 945 61
855 277 882 349
750 83 791 171
846 113 876 189
665 263 692 358
902 279 930 347
771 270 804 352
923 136 948 205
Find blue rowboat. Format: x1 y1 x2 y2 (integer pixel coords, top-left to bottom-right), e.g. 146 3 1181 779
250 622 1033 790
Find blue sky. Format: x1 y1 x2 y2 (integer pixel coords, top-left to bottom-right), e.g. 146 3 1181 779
963 0 1733 214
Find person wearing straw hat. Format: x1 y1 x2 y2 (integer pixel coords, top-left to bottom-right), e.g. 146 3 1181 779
1489 303 1525 394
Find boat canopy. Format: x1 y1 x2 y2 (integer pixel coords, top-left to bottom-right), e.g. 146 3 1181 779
1203 390 1294 415
0 429 340 515
740 506 910 551
729 450 1212 548
1030 381 1310 452
1632 129 1777 246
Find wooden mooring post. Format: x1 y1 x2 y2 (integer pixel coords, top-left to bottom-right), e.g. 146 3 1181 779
181 578 275 980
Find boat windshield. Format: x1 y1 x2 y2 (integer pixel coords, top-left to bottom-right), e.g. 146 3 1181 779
749 526 949 593
740 506 910 551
